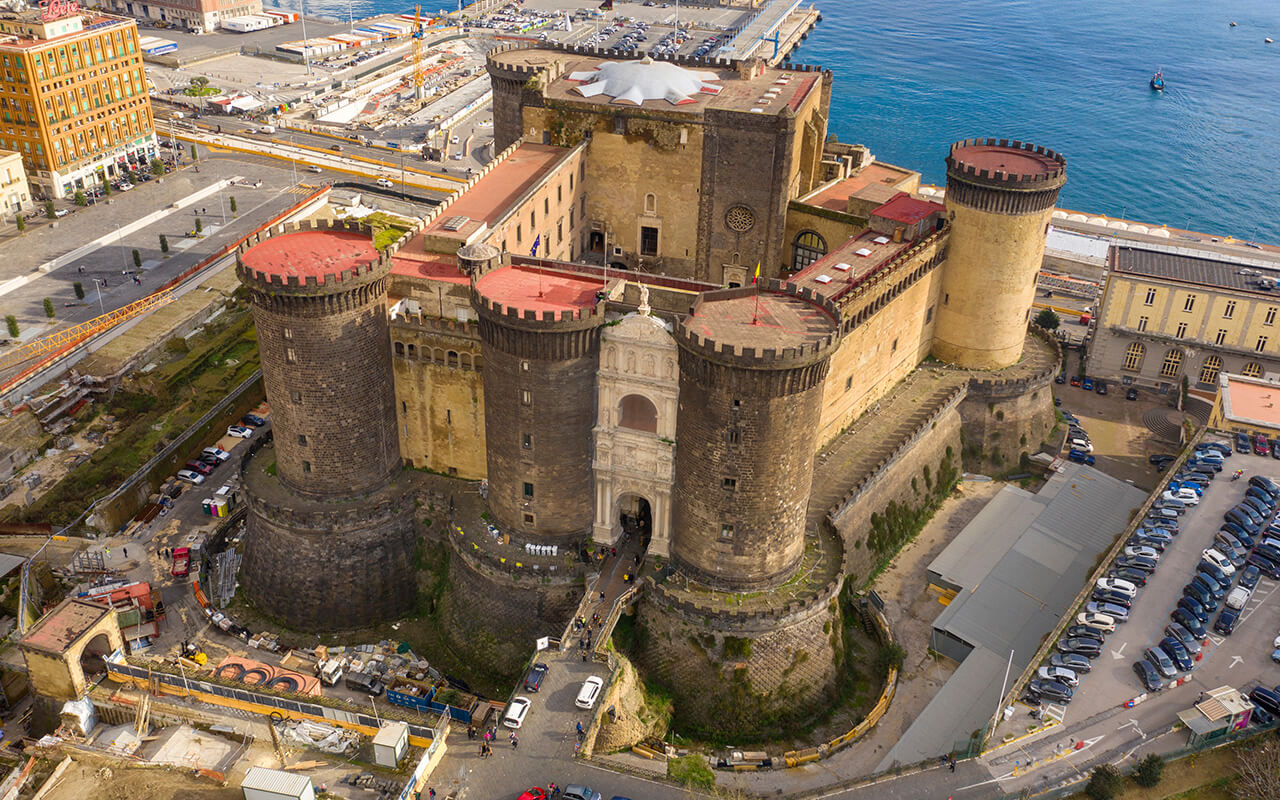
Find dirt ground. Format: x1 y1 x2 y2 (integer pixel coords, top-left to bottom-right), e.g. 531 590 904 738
37 757 240 800
831 479 1005 774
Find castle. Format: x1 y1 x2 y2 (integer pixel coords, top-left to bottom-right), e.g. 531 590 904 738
233 44 1066 732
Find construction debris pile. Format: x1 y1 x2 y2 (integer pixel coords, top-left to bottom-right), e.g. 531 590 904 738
280 718 358 754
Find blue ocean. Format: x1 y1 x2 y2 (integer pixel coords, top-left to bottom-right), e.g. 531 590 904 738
275 0 1280 238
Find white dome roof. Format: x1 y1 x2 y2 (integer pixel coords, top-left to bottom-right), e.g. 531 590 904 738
569 58 722 106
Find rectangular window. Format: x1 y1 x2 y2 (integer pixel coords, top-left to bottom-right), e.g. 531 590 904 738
285 347 296 363
1183 294 1196 312
1224 300 1237 319
640 226 658 256
1175 322 1188 338
1216 329 1228 345
1268 308 1277 327
925 305 934 323
298 434 308 446
302 460 311 473
720 524 734 540
523 482 534 499
728 428 739 445
523 512 535 525
1144 288 1156 306
1137 316 1148 332
557 185 562 203
521 389 532 405
522 433 531 449
292 391 302 403
544 198 549 215
401 400 407 413
283 327 293 339
1258 336 1269 353
557 219 563 243
516 224 522 243
722 477 736 490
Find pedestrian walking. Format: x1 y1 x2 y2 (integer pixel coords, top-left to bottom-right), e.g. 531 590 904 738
949 757 956 772
611 547 617 558
576 721 584 736
548 783 559 797
599 590 606 601
428 789 435 800
509 732 518 749
467 724 475 740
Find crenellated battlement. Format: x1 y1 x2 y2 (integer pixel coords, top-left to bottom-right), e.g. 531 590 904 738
236 218 395 296
674 280 842 370
946 138 1066 189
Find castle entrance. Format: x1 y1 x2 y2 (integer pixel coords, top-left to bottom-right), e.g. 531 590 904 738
616 493 652 551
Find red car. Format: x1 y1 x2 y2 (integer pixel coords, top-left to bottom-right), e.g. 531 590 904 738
518 790 547 800
184 460 213 476
1256 435 1270 456
1069 375 1082 387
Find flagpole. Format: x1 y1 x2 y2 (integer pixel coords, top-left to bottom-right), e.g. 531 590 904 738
751 262 761 325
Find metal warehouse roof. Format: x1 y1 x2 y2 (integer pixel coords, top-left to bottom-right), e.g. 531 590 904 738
241 766 313 796
880 463 1146 769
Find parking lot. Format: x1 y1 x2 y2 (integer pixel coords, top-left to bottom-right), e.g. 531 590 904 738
1028 436 1280 728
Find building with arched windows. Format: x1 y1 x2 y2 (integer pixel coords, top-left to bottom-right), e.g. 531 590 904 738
1090 246 1280 396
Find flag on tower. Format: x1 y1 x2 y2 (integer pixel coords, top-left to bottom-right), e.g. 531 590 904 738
531 234 541 256
752 263 761 284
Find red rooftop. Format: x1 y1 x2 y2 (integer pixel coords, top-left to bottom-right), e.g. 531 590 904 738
240 230 380 284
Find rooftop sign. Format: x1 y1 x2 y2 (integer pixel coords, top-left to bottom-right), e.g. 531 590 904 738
40 0 79 22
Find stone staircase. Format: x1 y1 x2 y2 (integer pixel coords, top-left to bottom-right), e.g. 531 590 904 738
807 371 965 528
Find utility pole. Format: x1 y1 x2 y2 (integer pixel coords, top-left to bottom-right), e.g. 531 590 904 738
299 0 312 76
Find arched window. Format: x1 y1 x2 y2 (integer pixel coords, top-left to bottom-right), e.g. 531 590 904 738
1199 355 1222 385
1122 342 1145 372
1243 361 1264 378
793 231 826 271
407 343 417 359
618 394 658 433
447 351 459 368
1160 348 1183 378
394 341 405 356
644 193 657 214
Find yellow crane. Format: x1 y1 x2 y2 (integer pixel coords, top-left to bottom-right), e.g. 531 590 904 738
412 5 425 98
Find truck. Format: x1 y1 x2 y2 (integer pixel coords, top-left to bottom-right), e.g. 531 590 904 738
317 658 345 686
171 547 190 578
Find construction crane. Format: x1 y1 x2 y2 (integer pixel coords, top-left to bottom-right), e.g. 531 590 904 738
411 5 426 100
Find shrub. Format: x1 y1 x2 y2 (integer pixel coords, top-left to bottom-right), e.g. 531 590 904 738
42 297 54 318
132 249 142 268
1085 764 1123 800
159 234 169 253
73 190 86 206
73 282 84 300
195 217 202 234
1133 753 1163 788
5 315 18 338
44 200 55 219
15 214 24 232
151 158 165 176
1035 307 1061 330
230 196 237 214
668 754 715 790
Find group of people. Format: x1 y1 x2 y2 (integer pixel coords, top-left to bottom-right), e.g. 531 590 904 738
467 723 517 757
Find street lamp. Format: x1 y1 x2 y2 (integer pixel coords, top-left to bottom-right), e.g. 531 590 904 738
400 151 405 200
289 134 297 187
93 279 106 316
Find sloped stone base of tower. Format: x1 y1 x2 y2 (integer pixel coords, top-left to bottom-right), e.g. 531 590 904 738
437 540 583 680
241 448 418 631
630 581 843 739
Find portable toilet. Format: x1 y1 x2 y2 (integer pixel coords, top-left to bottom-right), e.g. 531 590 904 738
241 766 314 800
372 720 409 767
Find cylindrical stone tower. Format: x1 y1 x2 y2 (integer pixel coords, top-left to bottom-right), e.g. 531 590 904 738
670 284 840 590
235 220 416 630
471 260 606 542
932 138 1066 369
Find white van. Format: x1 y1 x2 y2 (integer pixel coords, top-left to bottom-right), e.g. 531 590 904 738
258 125 276 134
575 676 603 709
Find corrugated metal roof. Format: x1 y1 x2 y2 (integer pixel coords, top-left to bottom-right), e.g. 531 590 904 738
241 766 312 796
0 553 24 579
1110 245 1280 296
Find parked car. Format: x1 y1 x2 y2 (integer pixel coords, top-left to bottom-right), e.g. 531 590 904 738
1201 441 1233 456
176 469 205 484
1215 531 1246 554
183 460 213 476
1133 659 1166 692
1117 554 1158 573
561 786 603 800
1171 608 1207 639
1096 577 1138 597
1246 552 1280 579
1029 679 1074 703
1124 545 1160 561
1067 449 1095 465
1177 595 1210 623
195 453 220 468
1149 453 1176 466
1194 449 1225 463
1163 489 1200 505
517 789 547 800
1158 636 1194 671
1069 375 1082 387
241 413 267 427
1086 601 1129 621
1166 622 1204 654
1191 573 1226 600
1241 495 1273 517
202 446 232 462
1239 564 1262 590
524 663 548 692
1126 388 1139 401
1093 589 1134 608
1082 377 1094 391
1250 686 1280 716
227 425 253 438
1109 567 1149 587
1182 582 1218 611
1225 509 1261 534
1255 434 1270 455
1201 549 1236 575
1250 475 1280 496
1237 432 1253 453
1058 637 1102 658
1069 438 1093 453
1064 625 1107 643
575 676 604 709
1076 612 1116 632
1246 486 1276 508
503 696 531 728
1214 607 1240 635
1222 522 1254 547
1145 646 1178 678
1128 535 1168 553
1050 652 1093 673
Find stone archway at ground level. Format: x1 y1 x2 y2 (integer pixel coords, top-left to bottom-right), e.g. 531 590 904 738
19 598 125 701
615 493 652 551
592 481 670 558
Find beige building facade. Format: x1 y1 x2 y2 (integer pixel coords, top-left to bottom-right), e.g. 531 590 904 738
1088 246 1280 394
0 149 32 215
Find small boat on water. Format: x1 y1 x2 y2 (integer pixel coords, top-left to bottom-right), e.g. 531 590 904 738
1150 69 1164 91
1229 21 1237 27
1267 38 1275 44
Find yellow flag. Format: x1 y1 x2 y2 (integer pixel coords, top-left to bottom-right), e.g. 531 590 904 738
753 263 761 284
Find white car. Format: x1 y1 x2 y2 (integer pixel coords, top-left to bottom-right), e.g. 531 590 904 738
450 135 460 144
308 164 323 173
227 425 253 438
503 696 530 728
202 446 232 463
1124 545 1160 561
376 177 394 188
1162 489 1199 505
1037 665 1079 687
1076 612 1116 632
1069 438 1093 453
176 469 205 484
1226 586 1251 610
1201 548 1236 575
575 676 603 709
1095 578 1138 598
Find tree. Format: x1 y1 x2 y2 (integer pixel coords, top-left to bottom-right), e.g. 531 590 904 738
44 200 55 219
73 282 85 300
101 175 111 197
73 189 86 206
1034 307 1061 330
1133 753 1163 788
4 315 17 338
159 234 169 254
132 249 142 268
1234 740 1280 800
194 217 203 234
15 214 24 232
151 158 166 176
1085 764 1123 800
191 76 210 91
190 143 198 163
230 196 237 214
42 297 54 319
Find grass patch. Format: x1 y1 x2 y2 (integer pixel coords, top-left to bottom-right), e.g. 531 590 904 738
362 211 415 251
668 754 715 790
183 86 221 96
